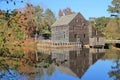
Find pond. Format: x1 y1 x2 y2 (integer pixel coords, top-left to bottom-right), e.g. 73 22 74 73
0 48 120 80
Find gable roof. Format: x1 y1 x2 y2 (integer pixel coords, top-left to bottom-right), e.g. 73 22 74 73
51 13 79 27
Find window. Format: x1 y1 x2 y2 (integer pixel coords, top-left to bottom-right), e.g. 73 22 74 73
82 23 85 26
73 26 74 30
74 34 77 38
84 34 85 38
76 19 79 22
95 30 97 35
64 32 65 38
97 37 99 42
64 34 65 38
80 26 83 29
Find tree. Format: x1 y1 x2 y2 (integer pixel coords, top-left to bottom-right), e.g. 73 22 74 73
95 17 109 31
34 5 44 35
58 7 74 16
63 7 74 15
43 8 56 34
0 9 25 56
0 0 24 5
44 9 56 25
23 4 36 38
107 0 120 16
104 18 120 39
107 0 120 40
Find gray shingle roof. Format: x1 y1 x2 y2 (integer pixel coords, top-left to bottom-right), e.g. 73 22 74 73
51 13 79 27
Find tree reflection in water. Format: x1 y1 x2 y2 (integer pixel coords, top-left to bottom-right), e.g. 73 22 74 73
108 50 120 80
0 47 55 80
0 48 107 80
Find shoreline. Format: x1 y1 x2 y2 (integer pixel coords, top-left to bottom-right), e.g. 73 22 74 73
112 46 120 51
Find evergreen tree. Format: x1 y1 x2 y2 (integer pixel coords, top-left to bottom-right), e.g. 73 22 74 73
107 0 120 16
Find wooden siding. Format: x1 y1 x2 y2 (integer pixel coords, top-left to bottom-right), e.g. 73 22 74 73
51 13 105 46
89 37 105 46
69 14 89 44
51 13 89 44
90 48 106 53
89 25 105 47
51 25 69 42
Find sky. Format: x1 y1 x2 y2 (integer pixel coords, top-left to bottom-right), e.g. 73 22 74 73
0 0 112 19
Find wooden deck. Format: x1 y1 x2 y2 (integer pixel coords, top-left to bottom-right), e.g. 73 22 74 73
105 40 120 43
37 40 120 48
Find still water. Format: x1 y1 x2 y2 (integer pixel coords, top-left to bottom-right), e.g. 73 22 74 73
0 48 120 80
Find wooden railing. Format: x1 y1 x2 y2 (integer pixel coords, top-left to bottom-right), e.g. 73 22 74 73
37 40 81 48
105 40 120 43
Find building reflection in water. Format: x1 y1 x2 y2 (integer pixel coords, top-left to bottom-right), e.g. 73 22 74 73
50 48 106 78
0 48 106 80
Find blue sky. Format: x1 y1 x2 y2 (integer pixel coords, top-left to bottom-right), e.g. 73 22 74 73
0 0 112 19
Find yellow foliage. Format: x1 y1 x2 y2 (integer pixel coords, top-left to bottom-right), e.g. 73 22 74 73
104 18 120 39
